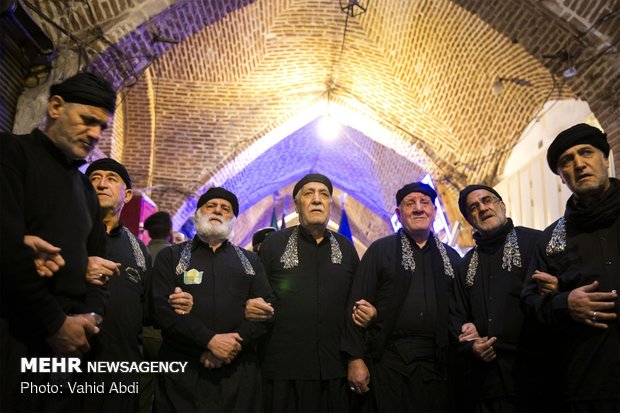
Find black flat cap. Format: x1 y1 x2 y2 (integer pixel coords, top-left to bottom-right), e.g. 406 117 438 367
50 72 116 113
458 185 502 218
252 227 277 247
144 211 172 233
85 158 132 188
197 187 239 216
293 173 333 198
547 123 609 174
396 182 437 206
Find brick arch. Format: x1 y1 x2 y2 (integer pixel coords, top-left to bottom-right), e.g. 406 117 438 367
451 0 620 180
114 0 572 242
23 0 619 247
168 114 429 239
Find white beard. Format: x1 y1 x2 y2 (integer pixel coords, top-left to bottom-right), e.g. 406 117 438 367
195 212 235 243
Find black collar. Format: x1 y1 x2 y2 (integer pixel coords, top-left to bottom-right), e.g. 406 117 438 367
33 128 87 169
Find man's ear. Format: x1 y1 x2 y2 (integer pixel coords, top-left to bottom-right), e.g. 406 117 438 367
48 95 65 120
123 188 133 205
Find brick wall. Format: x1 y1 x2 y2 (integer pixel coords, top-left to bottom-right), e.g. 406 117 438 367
17 0 619 249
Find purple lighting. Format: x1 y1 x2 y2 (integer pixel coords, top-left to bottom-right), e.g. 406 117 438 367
176 117 429 241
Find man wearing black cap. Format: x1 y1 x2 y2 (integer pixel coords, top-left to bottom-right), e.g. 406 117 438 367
86 159 193 412
450 185 560 412
144 211 173 260
151 187 272 412
521 123 619 412
141 210 172 413
342 181 460 412
245 173 360 412
251 226 276 253
0 72 117 411
82 158 151 411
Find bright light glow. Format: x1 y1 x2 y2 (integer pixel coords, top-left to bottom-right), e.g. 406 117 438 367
318 115 341 140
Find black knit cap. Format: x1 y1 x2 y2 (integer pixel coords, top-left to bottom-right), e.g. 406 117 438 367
144 211 172 236
547 123 609 174
458 184 502 218
50 72 116 113
85 158 132 188
252 227 277 247
293 173 333 198
197 187 239 216
396 182 437 206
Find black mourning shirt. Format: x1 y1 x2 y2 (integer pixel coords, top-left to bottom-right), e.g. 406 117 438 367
90 223 150 364
0 129 107 336
521 201 620 401
259 225 360 380
342 231 460 362
394 235 437 335
451 223 542 399
151 238 272 358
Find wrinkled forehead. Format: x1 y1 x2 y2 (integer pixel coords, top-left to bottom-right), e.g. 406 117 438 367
559 143 603 158
299 181 331 194
401 191 433 203
65 101 111 121
89 169 122 181
202 197 233 208
465 189 496 205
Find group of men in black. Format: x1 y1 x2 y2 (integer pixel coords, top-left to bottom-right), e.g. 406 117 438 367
0 71 618 413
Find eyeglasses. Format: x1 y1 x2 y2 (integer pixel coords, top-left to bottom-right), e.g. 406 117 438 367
468 196 500 215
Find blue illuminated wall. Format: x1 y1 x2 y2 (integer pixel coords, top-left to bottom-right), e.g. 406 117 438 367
180 116 430 244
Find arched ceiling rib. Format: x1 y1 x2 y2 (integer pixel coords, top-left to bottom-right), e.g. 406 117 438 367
136 0 566 228
19 0 619 247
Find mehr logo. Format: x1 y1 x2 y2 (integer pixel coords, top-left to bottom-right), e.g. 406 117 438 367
21 358 82 373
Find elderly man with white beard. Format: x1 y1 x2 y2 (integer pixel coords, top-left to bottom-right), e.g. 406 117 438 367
151 187 273 412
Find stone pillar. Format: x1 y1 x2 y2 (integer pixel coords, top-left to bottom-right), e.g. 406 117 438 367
13 50 80 134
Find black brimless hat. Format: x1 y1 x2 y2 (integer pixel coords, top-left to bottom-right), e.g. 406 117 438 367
293 173 333 198
85 158 132 188
395 182 437 206
50 72 116 113
547 123 609 174
252 227 277 247
197 187 239 216
458 184 502 218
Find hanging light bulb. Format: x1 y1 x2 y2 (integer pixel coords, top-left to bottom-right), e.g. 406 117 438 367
491 79 504 96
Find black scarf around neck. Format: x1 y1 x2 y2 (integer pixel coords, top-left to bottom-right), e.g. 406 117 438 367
473 218 514 254
565 178 620 230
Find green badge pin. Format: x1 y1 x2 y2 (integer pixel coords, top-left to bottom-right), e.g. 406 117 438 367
184 268 203 285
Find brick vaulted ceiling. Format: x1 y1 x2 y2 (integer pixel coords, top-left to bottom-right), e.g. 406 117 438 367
20 0 620 249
